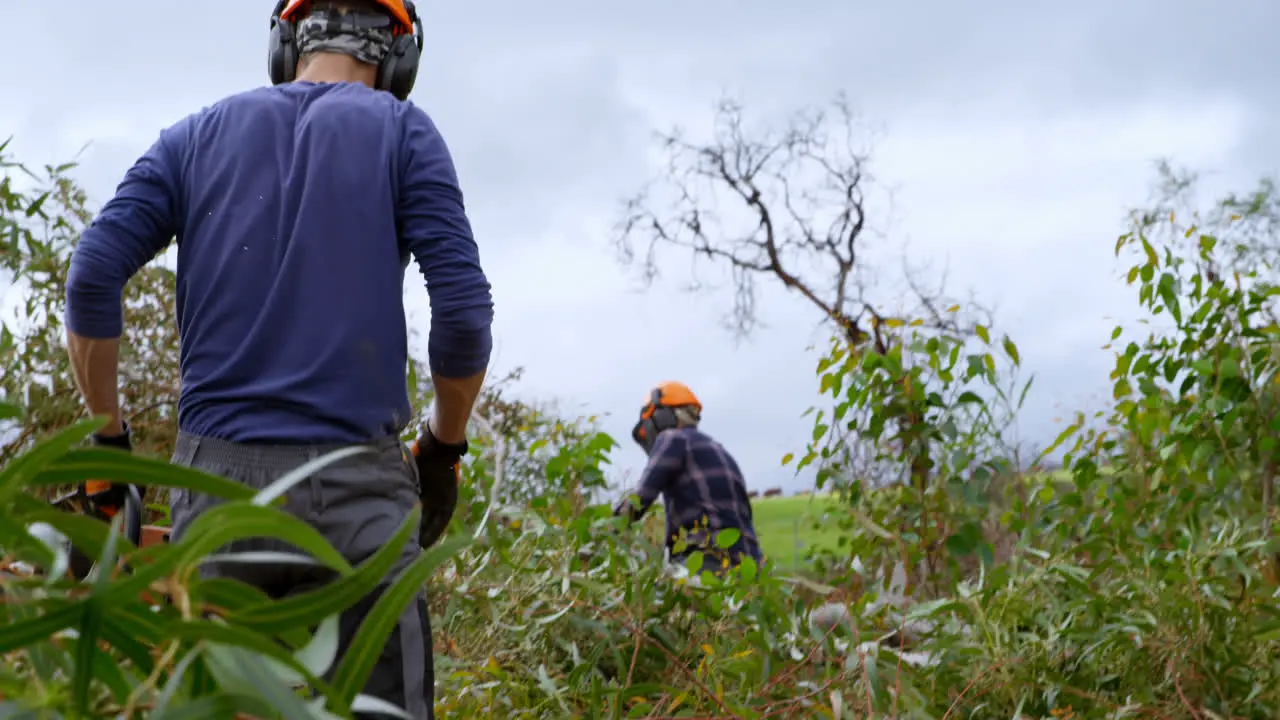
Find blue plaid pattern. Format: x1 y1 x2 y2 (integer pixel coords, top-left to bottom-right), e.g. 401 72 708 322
622 427 762 565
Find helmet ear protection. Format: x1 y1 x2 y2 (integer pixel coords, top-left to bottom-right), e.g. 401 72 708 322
268 0 425 101
632 387 680 452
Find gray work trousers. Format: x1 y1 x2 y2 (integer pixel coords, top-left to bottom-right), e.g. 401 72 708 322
168 431 432 719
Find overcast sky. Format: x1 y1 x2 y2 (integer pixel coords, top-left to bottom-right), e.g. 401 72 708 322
3 1 1277 493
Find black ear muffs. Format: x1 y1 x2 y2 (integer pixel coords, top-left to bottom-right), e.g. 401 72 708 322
267 0 424 101
631 415 656 451
267 0 299 86
632 388 680 452
377 5 424 101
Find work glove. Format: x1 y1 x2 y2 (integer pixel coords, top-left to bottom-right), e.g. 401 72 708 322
410 424 467 550
612 491 643 523
60 422 144 580
83 422 143 520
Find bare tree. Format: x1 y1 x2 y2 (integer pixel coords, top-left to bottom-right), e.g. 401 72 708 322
614 94 980 350
612 94 989 491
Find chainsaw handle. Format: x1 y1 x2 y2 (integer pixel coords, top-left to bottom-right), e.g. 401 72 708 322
51 483 145 581
49 484 144 549
121 484 143 549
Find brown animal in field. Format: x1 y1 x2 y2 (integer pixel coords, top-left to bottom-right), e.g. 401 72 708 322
763 487 783 497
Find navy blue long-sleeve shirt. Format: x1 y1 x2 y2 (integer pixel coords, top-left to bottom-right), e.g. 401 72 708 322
64 81 494 443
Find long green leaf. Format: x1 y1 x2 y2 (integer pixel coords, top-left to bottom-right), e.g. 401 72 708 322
31 450 259 501
72 513 123 713
82 597 173 683
166 619 332 694
253 446 373 507
104 596 170 645
201 644 315 720
101 502 352 604
227 507 419 632
200 551 328 569
152 647 202 716
294 615 341 678
96 609 159 676
191 576 272 610
71 634 137 704
172 502 351 574
20 509 133 573
351 694 411 719
91 543 190 609
0 419 103 504
192 578 311 649
88 509 124 588
2 591 70 686
329 533 472 707
148 691 274 720
0 600 84 653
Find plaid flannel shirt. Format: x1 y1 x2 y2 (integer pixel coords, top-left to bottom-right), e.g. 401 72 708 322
622 427 761 565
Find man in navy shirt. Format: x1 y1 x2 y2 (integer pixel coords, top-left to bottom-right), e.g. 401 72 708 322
62 0 491 716
614 382 762 575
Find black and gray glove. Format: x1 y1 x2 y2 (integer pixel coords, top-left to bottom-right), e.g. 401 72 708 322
84 421 142 515
90 421 133 451
410 424 466 549
62 422 143 579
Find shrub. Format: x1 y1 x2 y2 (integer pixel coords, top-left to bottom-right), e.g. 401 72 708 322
6 137 1280 719
0 412 468 718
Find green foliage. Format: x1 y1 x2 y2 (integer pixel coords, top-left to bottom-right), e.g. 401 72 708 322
430 509 869 718
0 139 181 464
776 170 1280 717
749 493 844 569
463 371 616 515
0 413 468 718
794 308 1030 594
6 135 1280 718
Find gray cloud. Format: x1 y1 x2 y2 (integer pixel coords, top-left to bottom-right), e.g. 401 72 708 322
3 0 1276 492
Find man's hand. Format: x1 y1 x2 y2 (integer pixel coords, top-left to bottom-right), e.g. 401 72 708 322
612 491 643 524
410 423 467 549
57 421 143 580
84 421 140 521
91 422 131 451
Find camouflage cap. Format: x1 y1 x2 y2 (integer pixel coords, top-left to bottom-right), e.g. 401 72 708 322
295 6 394 66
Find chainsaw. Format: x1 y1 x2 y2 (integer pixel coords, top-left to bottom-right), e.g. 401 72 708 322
48 480 170 580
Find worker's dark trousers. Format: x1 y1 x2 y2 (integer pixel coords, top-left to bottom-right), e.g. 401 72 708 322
168 431 433 720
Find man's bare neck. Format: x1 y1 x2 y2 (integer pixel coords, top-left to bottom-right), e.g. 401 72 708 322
295 53 377 87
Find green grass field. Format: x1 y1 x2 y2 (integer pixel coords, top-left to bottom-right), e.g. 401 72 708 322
640 492 845 569
752 493 844 569
743 470 1088 568
722 469 1088 569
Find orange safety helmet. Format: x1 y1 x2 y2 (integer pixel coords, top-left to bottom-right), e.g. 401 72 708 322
632 381 702 451
279 0 414 35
